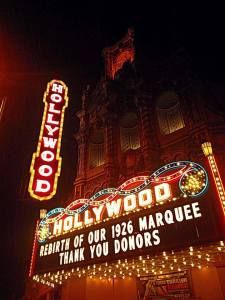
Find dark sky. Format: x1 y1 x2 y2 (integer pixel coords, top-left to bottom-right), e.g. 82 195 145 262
1 2 225 80
1 2 225 299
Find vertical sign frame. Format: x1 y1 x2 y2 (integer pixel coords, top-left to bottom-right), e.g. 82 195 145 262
29 80 69 201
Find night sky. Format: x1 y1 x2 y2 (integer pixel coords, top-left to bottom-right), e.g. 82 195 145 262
1 2 225 299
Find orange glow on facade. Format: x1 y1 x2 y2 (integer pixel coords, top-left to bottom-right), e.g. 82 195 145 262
207 155 225 213
202 142 225 214
28 80 69 201
29 221 39 277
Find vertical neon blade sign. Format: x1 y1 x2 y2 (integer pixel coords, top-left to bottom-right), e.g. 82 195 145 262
29 80 69 201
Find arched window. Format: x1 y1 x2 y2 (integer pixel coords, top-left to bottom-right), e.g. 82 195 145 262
89 128 104 168
120 112 140 152
157 91 185 135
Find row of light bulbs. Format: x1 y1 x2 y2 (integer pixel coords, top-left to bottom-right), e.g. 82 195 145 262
32 241 225 288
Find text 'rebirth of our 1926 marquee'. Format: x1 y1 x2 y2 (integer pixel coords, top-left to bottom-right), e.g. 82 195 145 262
29 80 69 201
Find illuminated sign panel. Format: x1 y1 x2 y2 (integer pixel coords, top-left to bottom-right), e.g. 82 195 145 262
31 161 225 275
29 80 68 201
37 161 208 241
34 196 224 274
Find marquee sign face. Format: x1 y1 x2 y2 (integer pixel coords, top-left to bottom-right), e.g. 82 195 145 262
37 161 208 242
29 80 69 201
31 160 225 276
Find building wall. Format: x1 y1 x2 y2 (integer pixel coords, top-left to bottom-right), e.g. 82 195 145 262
59 267 225 300
61 277 137 300
74 69 225 203
192 266 225 300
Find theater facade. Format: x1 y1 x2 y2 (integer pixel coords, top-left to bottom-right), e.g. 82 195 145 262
26 30 225 300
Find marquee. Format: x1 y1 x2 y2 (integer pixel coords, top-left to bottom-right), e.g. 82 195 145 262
30 160 225 276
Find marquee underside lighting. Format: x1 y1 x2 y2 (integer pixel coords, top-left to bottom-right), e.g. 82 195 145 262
32 241 225 288
38 161 208 242
29 80 69 201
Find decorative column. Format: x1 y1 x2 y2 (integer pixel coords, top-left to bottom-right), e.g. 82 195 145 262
74 129 88 198
137 96 159 171
202 141 225 213
74 88 89 198
103 113 116 186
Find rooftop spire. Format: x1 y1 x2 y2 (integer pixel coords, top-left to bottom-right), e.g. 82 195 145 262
103 28 135 80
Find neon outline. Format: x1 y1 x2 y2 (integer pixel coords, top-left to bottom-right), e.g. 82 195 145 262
207 155 225 213
28 80 69 201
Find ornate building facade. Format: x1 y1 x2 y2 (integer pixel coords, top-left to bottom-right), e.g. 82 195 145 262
26 30 225 300
74 29 225 204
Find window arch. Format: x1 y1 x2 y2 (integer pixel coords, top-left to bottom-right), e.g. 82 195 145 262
120 112 140 152
156 91 185 135
89 128 104 168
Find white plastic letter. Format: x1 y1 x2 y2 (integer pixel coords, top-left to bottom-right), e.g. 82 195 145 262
43 137 58 149
138 189 153 207
38 165 53 177
155 183 171 203
49 103 60 114
45 125 59 136
106 199 122 218
35 179 50 192
41 150 55 162
52 83 63 94
51 93 62 103
124 194 136 212
47 113 59 125
63 216 73 232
